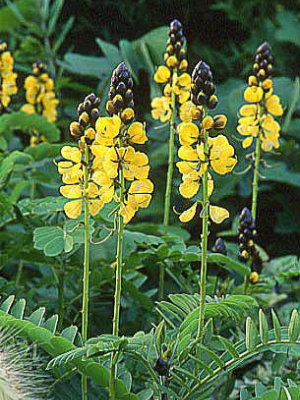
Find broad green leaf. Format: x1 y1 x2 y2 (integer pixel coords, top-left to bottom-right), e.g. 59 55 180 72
0 0 37 32
275 11 300 48
264 163 300 187
0 111 60 142
96 37 122 66
33 226 64 257
59 53 111 78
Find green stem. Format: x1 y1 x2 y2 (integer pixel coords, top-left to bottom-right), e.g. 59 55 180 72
251 135 261 221
160 69 177 300
81 142 90 400
195 124 209 374
57 260 65 331
110 164 125 400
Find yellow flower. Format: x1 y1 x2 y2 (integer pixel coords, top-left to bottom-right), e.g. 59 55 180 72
103 146 150 180
60 182 104 219
179 202 198 223
178 122 199 145
266 94 283 116
179 170 214 199
128 179 154 208
95 115 121 146
244 86 264 103
172 73 192 103
57 146 83 184
151 96 171 122
21 104 35 114
154 65 171 83
127 122 147 144
119 179 154 223
208 135 237 175
261 114 280 151
179 101 202 122
209 205 229 224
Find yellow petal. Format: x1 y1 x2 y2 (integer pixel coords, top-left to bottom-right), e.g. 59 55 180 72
209 205 229 224
127 122 147 144
154 65 171 83
179 202 198 223
61 146 81 163
178 122 199 145
242 136 253 148
179 180 199 198
64 200 82 219
88 199 104 216
244 86 263 103
60 184 82 199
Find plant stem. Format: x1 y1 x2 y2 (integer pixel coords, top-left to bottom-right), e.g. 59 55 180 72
160 69 177 300
110 164 125 400
57 259 65 331
251 135 261 221
81 142 90 400
195 123 209 374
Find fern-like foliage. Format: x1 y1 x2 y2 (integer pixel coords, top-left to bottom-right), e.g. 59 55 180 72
240 376 300 400
166 309 300 399
0 296 136 399
156 293 258 336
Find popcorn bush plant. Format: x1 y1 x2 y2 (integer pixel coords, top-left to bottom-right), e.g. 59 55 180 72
57 62 153 399
2 17 300 400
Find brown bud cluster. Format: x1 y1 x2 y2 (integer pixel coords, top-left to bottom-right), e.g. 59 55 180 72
251 41 273 83
238 207 262 281
191 61 218 109
106 62 134 123
164 19 187 71
70 92 101 139
32 61 47 76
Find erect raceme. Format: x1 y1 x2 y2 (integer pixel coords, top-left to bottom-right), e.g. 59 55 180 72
58 63 153 224
237 41 284 151
151 19 191 123
0 41 18 114
57 92 107 219
177 60 237 224
238 207 262 283
21 61 59 126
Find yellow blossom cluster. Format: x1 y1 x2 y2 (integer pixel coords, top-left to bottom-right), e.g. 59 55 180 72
58 64 153 224
177 61 237 224
0 42 18 113
151 19 192 123
237 42 283 152
21 61 59 124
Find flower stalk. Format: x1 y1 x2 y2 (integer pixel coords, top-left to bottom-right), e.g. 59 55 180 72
160 69 177 299
195 124 209 373
81 141 90 400
251 132 261 221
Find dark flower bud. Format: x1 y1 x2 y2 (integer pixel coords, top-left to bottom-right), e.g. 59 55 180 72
213 238 227 255
107 62 134 115
154 357 169 376
252 41 273 81
207 95 218 109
